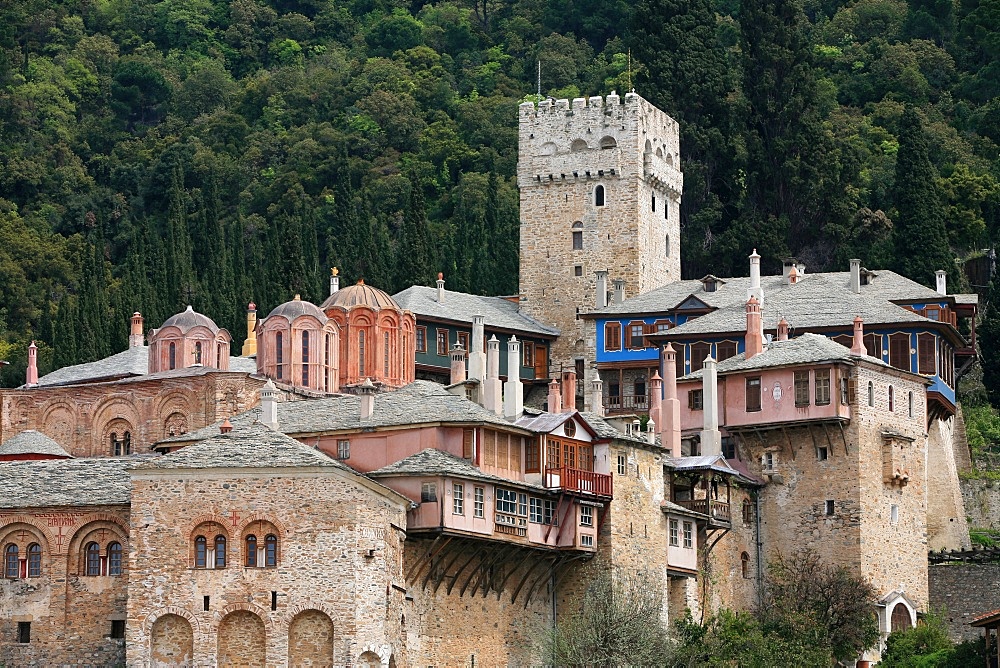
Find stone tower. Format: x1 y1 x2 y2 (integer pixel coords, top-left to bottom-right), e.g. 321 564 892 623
517 92 682 373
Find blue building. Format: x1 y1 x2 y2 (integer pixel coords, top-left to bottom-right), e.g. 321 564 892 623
582 258 976 419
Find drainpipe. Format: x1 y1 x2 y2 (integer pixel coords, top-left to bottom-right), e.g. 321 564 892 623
755 488 764 607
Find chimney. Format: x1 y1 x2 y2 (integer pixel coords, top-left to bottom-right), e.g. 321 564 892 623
649 370 663 432
26 341 38 387
561 370 576 412
503 337 523 419
748 249 763 304
788 265 799 285
483 336 502 414
612 278 626 305
796 262 806 277
782 258 797 284
547 379 561 413
436 272 445 303
242 302 258 357
777 317 789 341
851 316 866 355
660 343 681 458
357 378 377 420
646 418 656 444
700 357 721 456
595 270 609 309
745 297 763 359
468 315 486 382
220 418 233 434
129 312 144 348
260 379 279 429
850 259 861 294
330 267 340 296
450 344 467 385
936 270 947 295
590 369 605 417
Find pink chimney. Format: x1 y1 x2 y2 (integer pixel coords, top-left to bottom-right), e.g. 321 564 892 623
449 344 467 385
561 370 576 412
777 317 789 341
26 341 38 386
745 296 763 359
851 316 866 355
660 343 681 458
649 370 663 431
547 379 561 414
129 312 144 348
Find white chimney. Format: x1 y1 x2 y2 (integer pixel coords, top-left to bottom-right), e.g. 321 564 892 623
646 418 656 444
503 336 523 419
436 272 445 303
936 270 947 295
700 357 721 456
595 270 609 309
590 369 605 417
748 249 763 305
260 379 279 429
469 314 486 382
612 279 626 305
357 378 377 420
330 267 340 296
484 336 502 414
850 259 861 294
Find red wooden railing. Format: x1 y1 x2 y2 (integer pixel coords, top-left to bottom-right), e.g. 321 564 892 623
544 467 613 497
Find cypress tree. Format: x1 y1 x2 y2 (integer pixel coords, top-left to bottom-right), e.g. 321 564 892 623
891 107 955 286
980 277 1000 404
53 295 77 368
395 176 432 291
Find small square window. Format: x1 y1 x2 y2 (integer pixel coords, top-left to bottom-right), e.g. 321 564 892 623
825 500 835 516
891 504 899 525
453 483 464 515
574 265 583 277
581 534 594 547
473 487 484 518
617 454 626 475
682 521 693 548
336 439 350 460
421 483 437 503
688 389 704 411
110 620 125 639
669 519 679 546
817 446 828 461
580 505 593 527
18 621 30 643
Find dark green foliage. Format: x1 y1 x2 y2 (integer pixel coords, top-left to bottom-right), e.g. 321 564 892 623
880 613 986 667
978 278 1000 406
891 107 956 287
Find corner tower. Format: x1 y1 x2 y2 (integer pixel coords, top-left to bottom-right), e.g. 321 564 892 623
517 92 682 370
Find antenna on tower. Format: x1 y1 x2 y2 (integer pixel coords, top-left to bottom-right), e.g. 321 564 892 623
537 60 542 99
628 49 634 93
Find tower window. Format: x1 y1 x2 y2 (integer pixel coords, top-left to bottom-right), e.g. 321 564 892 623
595 185 605 207
358 330 366 375
825 500 835 516
572 221 583 249
301 331 309 386
384 331 390 377
652 193 656 212
194 341 202 364
665 234 670 257
168 342 176 370
276 332 283 380
574 265 583 276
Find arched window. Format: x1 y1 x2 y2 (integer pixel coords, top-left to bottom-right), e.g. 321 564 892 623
112 431 131 456
571 139 588 152
301 331 309 386
741 552 750 579
595 185 605 207
195 536 207 568
27 543 41 577
265 535 278 567
359 330 366 375
168 342 176 370
888 386 895 412
108 542 122 576
572 221 583 250
194 342 202 365
245 534 257 567
276 332 284 380
867 381 874 407
383 331 390 377
85 542 101 576
665 234 670 257
214 536 227 569
4 544 18 578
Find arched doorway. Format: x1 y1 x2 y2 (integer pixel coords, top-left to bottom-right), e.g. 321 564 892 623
150 613 193 667
218 610 266 666
890 602 912 632
288 609 334 667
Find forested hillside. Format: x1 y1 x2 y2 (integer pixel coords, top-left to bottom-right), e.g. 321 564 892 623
0 0 997 386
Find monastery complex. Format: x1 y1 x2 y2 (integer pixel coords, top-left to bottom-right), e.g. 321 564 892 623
0 92 982 666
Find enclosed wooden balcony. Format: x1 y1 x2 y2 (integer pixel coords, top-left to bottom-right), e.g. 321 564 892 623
606 393 649 414
544 466 613 497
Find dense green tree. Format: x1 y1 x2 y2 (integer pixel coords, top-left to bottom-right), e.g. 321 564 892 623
890 107 955 286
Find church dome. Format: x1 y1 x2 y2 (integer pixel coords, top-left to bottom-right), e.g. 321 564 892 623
267 294 327 321
321 280 400 311
160 305 220 334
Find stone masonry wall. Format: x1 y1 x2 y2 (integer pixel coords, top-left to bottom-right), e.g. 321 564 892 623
0 372 263 457
926 414 972 550
963 479 1000 530
0 504 130 667
929 562 1000 642
127 469 407 668
518 94 682 371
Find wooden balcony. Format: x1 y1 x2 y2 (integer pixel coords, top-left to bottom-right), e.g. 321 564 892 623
544 467 613 497
674 499 731 527
606 393 649 415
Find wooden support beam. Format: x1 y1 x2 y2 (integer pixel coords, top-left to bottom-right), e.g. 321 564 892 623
511 555 554 604
429 539 471 593
407 533 446 582
821 422 834 457
523 558 559 608
782 427 794 460
495 546 535 600
838 421 849 455
467 543 516 598
448 542 490 596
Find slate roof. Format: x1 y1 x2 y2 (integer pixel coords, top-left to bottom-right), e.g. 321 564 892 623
0 430 72 458
33 345 256 388
136 422 347 471
393 286 559 337
157 381 525 446
265 296 328 321
157 305 221 334
0 458 132 508
955 293 979 306
368 448 545 489
678 333 887 380
322 283 401 310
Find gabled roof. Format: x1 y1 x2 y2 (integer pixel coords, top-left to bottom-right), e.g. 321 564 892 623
369 448 545 490
678 334 887 380
136 422 348 471
513 411 598 438
669 454 740 474
0 458 132 508
0 430 72 458
392 285 559 337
